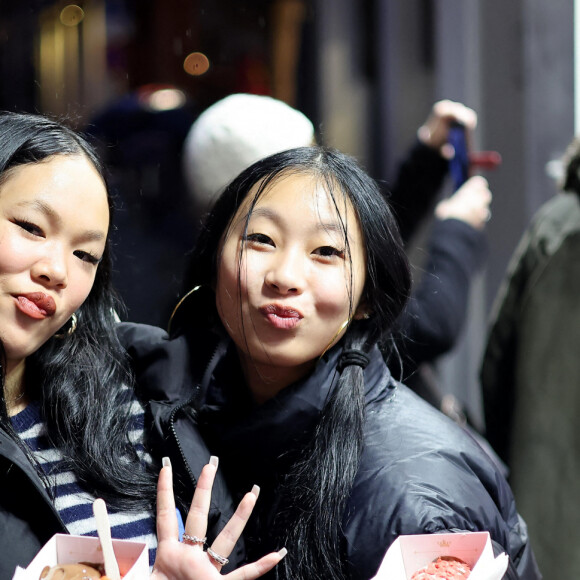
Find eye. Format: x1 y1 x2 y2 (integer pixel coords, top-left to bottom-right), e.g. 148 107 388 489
14 220 45 238
313 246 345 259
73 250 101 265
244 232 275 247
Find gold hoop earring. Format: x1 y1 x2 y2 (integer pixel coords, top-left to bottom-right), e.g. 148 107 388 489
54 313 78 339
319 318 350 360
168 285 202 334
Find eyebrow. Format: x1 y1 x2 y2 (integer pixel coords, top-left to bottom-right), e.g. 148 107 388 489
17 199 106 242
249 206 350 239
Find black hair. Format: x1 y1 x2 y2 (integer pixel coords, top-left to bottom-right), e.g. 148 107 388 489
561 136 580 196
177 146 411 579
0 111 156 511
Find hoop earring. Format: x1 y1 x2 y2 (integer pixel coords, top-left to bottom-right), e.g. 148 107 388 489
54 313 78 339
319 318 350 360
168 285 202 334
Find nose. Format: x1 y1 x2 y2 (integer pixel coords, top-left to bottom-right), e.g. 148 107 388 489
264 249 304 295
32 246 68 289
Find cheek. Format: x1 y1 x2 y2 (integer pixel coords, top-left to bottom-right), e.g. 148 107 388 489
217 244 261 310
0 234 35 274
312 274 352 317
68 268 98 312
216 253 242 324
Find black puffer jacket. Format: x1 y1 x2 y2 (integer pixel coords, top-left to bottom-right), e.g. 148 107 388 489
119 322 541 580
0 383 241 578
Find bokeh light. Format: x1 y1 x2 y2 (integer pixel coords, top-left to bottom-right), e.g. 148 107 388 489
144 88 187 111
60 5 85 27
183 52 210 76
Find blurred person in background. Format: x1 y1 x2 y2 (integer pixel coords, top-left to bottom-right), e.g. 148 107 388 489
88 85 198 326
482 136 580 579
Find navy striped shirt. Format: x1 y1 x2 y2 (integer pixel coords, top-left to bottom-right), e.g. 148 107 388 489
11 393 159 566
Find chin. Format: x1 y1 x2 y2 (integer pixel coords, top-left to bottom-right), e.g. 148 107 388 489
247 347 319 370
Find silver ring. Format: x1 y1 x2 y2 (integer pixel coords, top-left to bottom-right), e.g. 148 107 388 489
207 546 229 566
182 533 206 546
485 209 492 222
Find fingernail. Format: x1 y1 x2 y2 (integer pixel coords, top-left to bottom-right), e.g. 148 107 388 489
162 457 171 468
209 456 219 468
278 548 288 558
251 484 260 498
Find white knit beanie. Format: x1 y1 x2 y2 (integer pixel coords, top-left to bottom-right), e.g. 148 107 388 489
183 93 315 213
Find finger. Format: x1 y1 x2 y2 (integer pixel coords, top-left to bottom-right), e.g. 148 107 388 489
464 175 489 188
156 457 179 543
210 485 260 564
224 549 288 580
440 143 455 160
433 100 477 129
457 104 477 130
184 456 218 539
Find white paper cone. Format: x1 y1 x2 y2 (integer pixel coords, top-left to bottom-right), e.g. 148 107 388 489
468 553 509 580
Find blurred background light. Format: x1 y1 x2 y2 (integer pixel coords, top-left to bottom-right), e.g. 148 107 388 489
138 85 187 111
60 4 84 26
183 52 210 76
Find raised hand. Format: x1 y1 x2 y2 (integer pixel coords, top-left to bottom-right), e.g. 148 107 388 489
434 175 492 230
417 99 478 159
151 457 286 580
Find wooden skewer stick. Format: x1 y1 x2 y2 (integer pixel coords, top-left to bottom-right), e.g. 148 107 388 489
93 498 121 580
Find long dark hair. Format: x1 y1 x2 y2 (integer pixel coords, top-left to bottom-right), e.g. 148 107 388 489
177 146 411 579
0 112 156 511
561 136 580 196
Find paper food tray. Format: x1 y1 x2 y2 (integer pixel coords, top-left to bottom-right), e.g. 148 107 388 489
12 533 149 579
372 531 508 579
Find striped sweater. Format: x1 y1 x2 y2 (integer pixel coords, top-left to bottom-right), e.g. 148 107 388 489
10 394 159 566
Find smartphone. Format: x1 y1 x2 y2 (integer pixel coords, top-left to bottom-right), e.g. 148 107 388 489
448 122 469 191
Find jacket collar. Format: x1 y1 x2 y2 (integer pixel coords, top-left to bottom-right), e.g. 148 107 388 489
195 337 394 476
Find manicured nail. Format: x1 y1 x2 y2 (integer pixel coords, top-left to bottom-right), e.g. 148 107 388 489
209 456 219 468
278 548 288 558
162 457 171 468
251 484 260 498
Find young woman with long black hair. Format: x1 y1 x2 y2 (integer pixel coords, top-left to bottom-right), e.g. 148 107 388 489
0 111 283 580
120 146 541 579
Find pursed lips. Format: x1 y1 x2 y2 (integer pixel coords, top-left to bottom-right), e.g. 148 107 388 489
14 292 57 319
259 304 303 330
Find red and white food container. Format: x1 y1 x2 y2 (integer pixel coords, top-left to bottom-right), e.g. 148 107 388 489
372 531 509 580
11 533 149 580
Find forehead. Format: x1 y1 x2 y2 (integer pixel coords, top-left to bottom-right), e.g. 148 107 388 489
2 154 105 200
237 172 360 229
0 155 110 232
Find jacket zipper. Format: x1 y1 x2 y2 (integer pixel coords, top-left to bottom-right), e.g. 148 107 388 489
167 339 223 486
168 396 198 487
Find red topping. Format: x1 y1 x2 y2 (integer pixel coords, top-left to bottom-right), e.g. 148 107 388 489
410 556 471 579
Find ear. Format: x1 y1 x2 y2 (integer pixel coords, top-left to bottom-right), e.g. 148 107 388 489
353 303 371 320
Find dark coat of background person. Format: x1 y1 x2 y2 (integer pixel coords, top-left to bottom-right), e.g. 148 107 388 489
87 90 199 326
385 141 487 417
482 189 580 580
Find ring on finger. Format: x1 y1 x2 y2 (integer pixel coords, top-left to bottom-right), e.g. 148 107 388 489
182 533 206 546
207 546 229 566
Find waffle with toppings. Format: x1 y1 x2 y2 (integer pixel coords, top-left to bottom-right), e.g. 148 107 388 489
39 563 111 580
410 556 471 579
